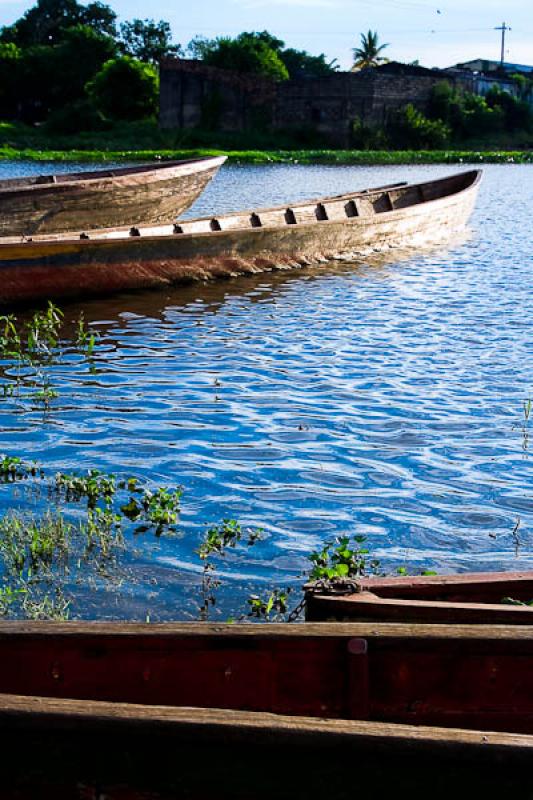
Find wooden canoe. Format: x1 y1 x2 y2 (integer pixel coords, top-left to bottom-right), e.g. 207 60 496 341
1 621 533 796
0 156 226 237
305 570 533 624
0 169 481 306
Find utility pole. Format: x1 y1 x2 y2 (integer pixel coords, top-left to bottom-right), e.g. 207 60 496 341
494 21 511 67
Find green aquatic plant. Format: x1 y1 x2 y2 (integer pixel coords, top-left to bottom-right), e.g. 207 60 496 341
247 587 292 621
0 304 102 412
197 519 263 621
0 454 42 482
308 534 381 582
0 511 72 575
75 313 98 358
55 469 117 508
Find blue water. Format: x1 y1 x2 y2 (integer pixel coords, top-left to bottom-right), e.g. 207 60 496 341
0 160 532 619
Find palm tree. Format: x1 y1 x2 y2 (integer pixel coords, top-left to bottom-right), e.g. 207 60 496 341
351 30 389 71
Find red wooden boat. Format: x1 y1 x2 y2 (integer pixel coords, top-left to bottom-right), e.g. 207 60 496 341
305 570 533 624
1 620 533 797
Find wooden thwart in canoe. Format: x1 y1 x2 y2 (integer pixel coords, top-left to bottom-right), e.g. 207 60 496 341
0 156 226 236
1 620 533 797
0 170 481 305
305 570 533 624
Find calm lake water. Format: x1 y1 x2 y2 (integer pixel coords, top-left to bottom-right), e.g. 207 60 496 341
0 160 532 619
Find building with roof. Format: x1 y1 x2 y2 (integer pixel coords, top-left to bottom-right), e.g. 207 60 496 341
453 59 533 75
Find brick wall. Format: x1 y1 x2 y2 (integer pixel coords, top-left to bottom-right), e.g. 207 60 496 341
159 59 275 131
159 59 469 145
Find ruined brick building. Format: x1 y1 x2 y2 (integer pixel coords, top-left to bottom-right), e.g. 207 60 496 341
159 58 519 146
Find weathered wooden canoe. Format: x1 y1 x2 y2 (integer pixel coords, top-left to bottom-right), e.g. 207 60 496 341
305 570 533 624
1 620 533 797
0 169 481 306
0 155 226 237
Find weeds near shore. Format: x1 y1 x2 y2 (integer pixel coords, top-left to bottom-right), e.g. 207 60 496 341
197 520 263 621
0 303 100 413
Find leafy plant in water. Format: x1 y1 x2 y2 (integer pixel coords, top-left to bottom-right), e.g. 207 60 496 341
308 534 381 582
0 454 42 482
55 469 117 508
0 585 27 616
247 587 292 621
25 302 64 361
21 588 70 621
120 486 182 534
0 511 72 576
197 519 263 620
0 303 101 411
84 507 124 564
75 313 99 358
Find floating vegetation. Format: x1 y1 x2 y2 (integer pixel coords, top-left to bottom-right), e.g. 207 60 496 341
0 302 99 412
0 454 184 618
121 487 183 534
1 145 532 166
308 534 381 582
197 520 263 621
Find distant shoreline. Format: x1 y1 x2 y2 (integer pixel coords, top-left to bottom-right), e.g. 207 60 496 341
0 147 532 165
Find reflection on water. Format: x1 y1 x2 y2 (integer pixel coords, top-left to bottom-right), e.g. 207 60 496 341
0 161 532 619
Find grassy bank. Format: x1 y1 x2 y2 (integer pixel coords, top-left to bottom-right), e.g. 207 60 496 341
0 120 531 164
0 145 532 165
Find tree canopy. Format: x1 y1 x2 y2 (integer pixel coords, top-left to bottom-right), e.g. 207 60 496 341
86 56 159 120
119 18 182 64
189 32 289 81
189 30 338 81
0 0 117 45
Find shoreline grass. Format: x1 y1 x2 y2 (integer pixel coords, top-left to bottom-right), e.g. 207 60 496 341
0 146 532 165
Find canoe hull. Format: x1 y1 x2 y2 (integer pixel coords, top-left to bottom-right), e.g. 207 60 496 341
2 694 533 799
1 619 533 797
306 570 533 624
0 156 226 236
0 171 480 305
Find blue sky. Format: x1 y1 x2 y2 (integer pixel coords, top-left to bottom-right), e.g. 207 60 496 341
0 0 531 69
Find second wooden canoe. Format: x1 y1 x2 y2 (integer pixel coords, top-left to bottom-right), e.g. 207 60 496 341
0 169 481 305
0 155 226 237
305 570 533 624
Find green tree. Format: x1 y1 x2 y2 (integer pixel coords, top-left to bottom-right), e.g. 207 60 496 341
10 25 117 122
119 18 182 64
352 30 388 70
0 0 117 45
486 86 532 132
0 43 22 116
280 48 338 79
189 31 289 81
86 56 159 120
387 103 450 148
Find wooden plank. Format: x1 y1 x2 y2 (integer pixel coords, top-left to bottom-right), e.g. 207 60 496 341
322 199 353 220
1 692 532 749
2 619 533 639
2 693 533 798
357 570 533 601
254 209 287 227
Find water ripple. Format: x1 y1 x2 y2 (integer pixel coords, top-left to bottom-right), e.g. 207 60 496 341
0 161 531 618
